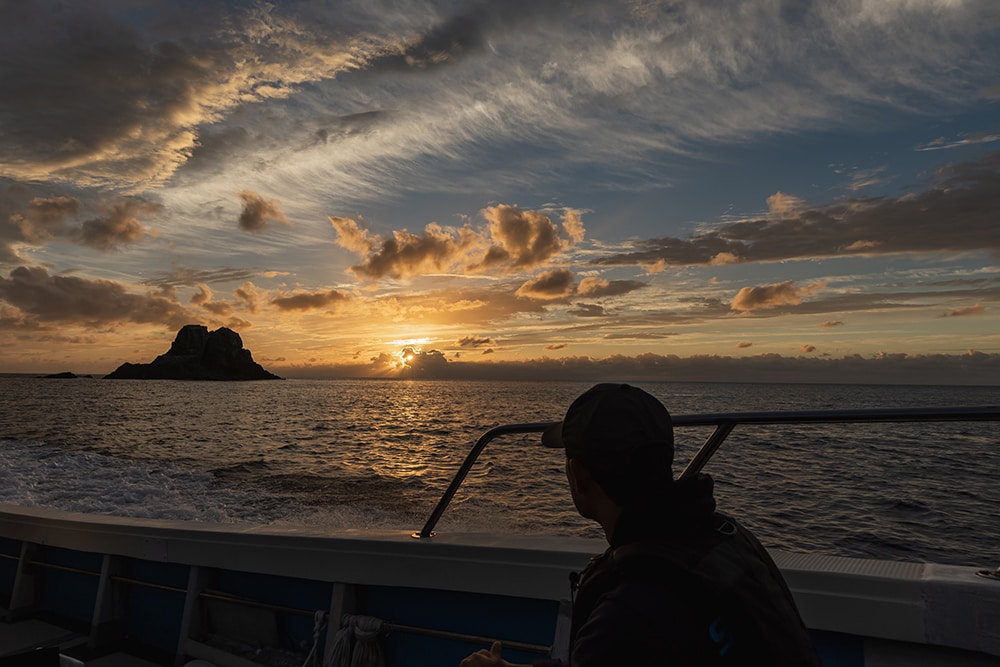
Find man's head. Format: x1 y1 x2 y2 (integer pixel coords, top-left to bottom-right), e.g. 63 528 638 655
543 383 674 507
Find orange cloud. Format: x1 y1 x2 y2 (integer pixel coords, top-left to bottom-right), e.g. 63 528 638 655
766 191 806 217
481 204 566 269
234 281 262 313
941 302 983 317
562 209 586 244
576 276 646 297
515 269 575 300
331 204 581 281
801 344 817 353
731 280 824 312
736 341 753 348
820 320 844 327
332 217 482 280
271 289 350 311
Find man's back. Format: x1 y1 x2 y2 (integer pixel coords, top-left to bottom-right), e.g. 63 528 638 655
568 506 821 666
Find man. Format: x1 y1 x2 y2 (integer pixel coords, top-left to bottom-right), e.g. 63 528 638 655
460 383 821 666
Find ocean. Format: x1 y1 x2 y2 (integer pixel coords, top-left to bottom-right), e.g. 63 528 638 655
0 377 997 568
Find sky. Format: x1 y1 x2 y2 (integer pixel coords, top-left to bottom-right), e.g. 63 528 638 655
1 0 999 384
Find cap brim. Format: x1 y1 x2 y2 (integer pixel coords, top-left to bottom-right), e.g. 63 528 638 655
541 421 564 448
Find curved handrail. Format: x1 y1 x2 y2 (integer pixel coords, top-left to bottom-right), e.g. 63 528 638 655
414 405 1000 538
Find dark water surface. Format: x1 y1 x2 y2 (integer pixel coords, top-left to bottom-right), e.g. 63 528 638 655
1 377 997 567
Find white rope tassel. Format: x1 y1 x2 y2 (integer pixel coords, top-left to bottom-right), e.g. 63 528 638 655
323 614 385 667
348 615 386 667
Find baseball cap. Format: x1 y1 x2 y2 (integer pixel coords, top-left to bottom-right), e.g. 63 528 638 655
542 383 674 474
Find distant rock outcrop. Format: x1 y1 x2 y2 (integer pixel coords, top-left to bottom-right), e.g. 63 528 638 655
105 325 282 381
40 371 92 379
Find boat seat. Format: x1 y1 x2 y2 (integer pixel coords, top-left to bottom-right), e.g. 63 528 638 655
0 619 87 658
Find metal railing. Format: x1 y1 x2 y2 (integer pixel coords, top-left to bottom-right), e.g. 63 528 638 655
414 405 1000 539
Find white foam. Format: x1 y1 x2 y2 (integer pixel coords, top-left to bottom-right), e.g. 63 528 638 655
0 438 298 523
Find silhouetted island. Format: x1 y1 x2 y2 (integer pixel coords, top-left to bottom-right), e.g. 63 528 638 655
105 325 282 381
40 372 93 379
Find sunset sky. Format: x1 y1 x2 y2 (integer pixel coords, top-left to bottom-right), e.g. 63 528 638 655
1 0 998 383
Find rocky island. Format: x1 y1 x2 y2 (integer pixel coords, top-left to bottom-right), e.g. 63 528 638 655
105 325 282 381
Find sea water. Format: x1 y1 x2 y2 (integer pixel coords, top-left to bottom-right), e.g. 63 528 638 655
0 377 997 567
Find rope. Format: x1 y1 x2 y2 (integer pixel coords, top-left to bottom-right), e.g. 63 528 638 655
324 614 386 667
301 610 328 667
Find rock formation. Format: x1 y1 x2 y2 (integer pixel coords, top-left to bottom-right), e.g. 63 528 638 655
105 325 282 380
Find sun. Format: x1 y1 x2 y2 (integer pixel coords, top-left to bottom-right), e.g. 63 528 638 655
398 346 419 368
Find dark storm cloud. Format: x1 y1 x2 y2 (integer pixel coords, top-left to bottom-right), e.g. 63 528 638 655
595 152 1000 268
237 191 290 234
0 266 193 327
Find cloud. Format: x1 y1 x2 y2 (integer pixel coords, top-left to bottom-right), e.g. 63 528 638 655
941 303 983 317
271 289 351 311
458 336 494 348
332 217 481 280
238 191 290 234
0 3 405 191
190 284 234 316
515 269 575 300
736 341 753 349
602 332 678 340
568 303 608 317
801 344 817 353
916 133 1000 152
277 350 1000 386
562 209 586 244
144 268 262 289
331 204 579 280
545 343 568 350
820 320 845 328
76 199 156 250
2 186 157 260
0 265 192 327
576 276 646 298
234 282 262 314
731 280 825 312
596 152 1000 268
9 195 80 243
479 204 568 269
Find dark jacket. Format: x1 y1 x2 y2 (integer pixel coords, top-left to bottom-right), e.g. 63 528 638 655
538 475 821 666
